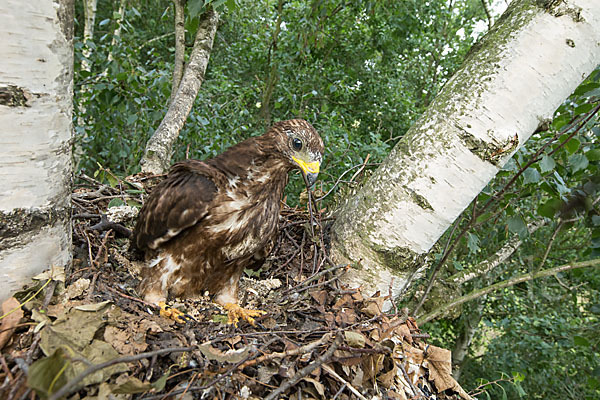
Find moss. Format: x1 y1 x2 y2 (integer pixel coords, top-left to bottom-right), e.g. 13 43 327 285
370 244 427 274
459 129 520 166
537 0 584 22
407 189 433 211
0 207 70 252
0 86 31 107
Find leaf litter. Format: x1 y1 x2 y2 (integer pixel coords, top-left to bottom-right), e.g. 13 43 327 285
0 173 473 400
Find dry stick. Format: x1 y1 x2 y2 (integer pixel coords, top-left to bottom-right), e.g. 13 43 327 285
398 361 423 399
322 363 369 400
418 258 600 324
264 334 342 400
47 347 194 400
412 104 600 316
285 263 348 294
301 171 315 237
239 332 333 369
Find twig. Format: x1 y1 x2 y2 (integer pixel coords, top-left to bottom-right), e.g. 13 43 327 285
418 258 600 324
322 363 368 400
48 347 195 400
264 334 342 400
398 361 423 399
285 263 348 293
239 332 333 369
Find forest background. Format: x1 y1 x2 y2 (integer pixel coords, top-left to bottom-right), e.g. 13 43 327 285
73 0 600 399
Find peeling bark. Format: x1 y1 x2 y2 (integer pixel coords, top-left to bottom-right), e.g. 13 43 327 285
0 0 74 301
140 8 219 174
331 0 600 303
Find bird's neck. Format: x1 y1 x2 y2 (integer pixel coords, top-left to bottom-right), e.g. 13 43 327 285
209 136 291 199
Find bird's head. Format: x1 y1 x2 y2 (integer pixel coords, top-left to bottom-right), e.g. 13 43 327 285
270 119 324 186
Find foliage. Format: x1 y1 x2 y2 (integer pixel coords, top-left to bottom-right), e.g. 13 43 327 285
73 0 485 202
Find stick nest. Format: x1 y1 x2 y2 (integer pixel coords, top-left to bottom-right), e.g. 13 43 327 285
0 173 473 400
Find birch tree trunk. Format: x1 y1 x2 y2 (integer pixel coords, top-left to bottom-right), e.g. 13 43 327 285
331 0 600 302
82 0 98 72
0 0 74 301
107 0 126 62
140 8 219 174
170 0 186 105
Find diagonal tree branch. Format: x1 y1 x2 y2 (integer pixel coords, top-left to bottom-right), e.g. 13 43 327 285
141 7 219 174
418 258 600 324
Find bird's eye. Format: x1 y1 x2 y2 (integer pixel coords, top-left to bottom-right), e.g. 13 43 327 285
292 138 303 151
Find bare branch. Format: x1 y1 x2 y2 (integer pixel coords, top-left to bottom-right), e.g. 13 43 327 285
418 258 600 324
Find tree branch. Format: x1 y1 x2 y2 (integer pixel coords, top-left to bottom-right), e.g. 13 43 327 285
170 0 186 105
418 258 600 324
140 7 220 174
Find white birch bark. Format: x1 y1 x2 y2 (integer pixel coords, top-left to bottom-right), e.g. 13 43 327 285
82 0 98 71
140 8 219 174
170 0 186 105
331 0 600 302
107 0 126 62
0 0 74 301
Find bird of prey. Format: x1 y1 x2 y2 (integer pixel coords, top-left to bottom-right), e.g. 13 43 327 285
133 119 324 325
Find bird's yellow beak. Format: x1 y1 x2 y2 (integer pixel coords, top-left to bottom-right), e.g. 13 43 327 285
292 156 320 175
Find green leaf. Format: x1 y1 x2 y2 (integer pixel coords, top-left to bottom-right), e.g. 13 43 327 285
586 149 600 161
27 348 70 397
565 138 580 154
108 198 125 208
507 215 528 238
539 154 556 173
467 232 480 253
573 335 591 347
188 0 205 18
151 370 171 391
111 377 154 394
573 103 595 115
523 168 541 184
538 198 562 218
568 154 589 172
574 82 600 97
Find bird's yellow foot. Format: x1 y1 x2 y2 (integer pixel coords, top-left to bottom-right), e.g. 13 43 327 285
158 301 194 323
223 303 266 327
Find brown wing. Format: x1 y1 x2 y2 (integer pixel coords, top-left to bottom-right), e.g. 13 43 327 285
133 161 218 251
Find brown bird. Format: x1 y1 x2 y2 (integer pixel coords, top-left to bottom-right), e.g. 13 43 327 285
133 119 324 325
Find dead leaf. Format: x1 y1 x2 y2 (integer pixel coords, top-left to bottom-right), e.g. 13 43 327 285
110 376 153 394
309 290 328 306
424 345 456 392
62 278 90 301
198 342 253 363
33 265 65 282
361 300 383 317
303 377 325 397
333 293 353 310
104 325 148 354
377 361 397 388
0 297 23 350
75 300 111 312
395 324 413 344
27 348 70 398
344 331 366 348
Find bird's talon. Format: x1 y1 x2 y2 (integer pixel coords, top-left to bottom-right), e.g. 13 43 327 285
223 303 266 327
158 301 193 324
